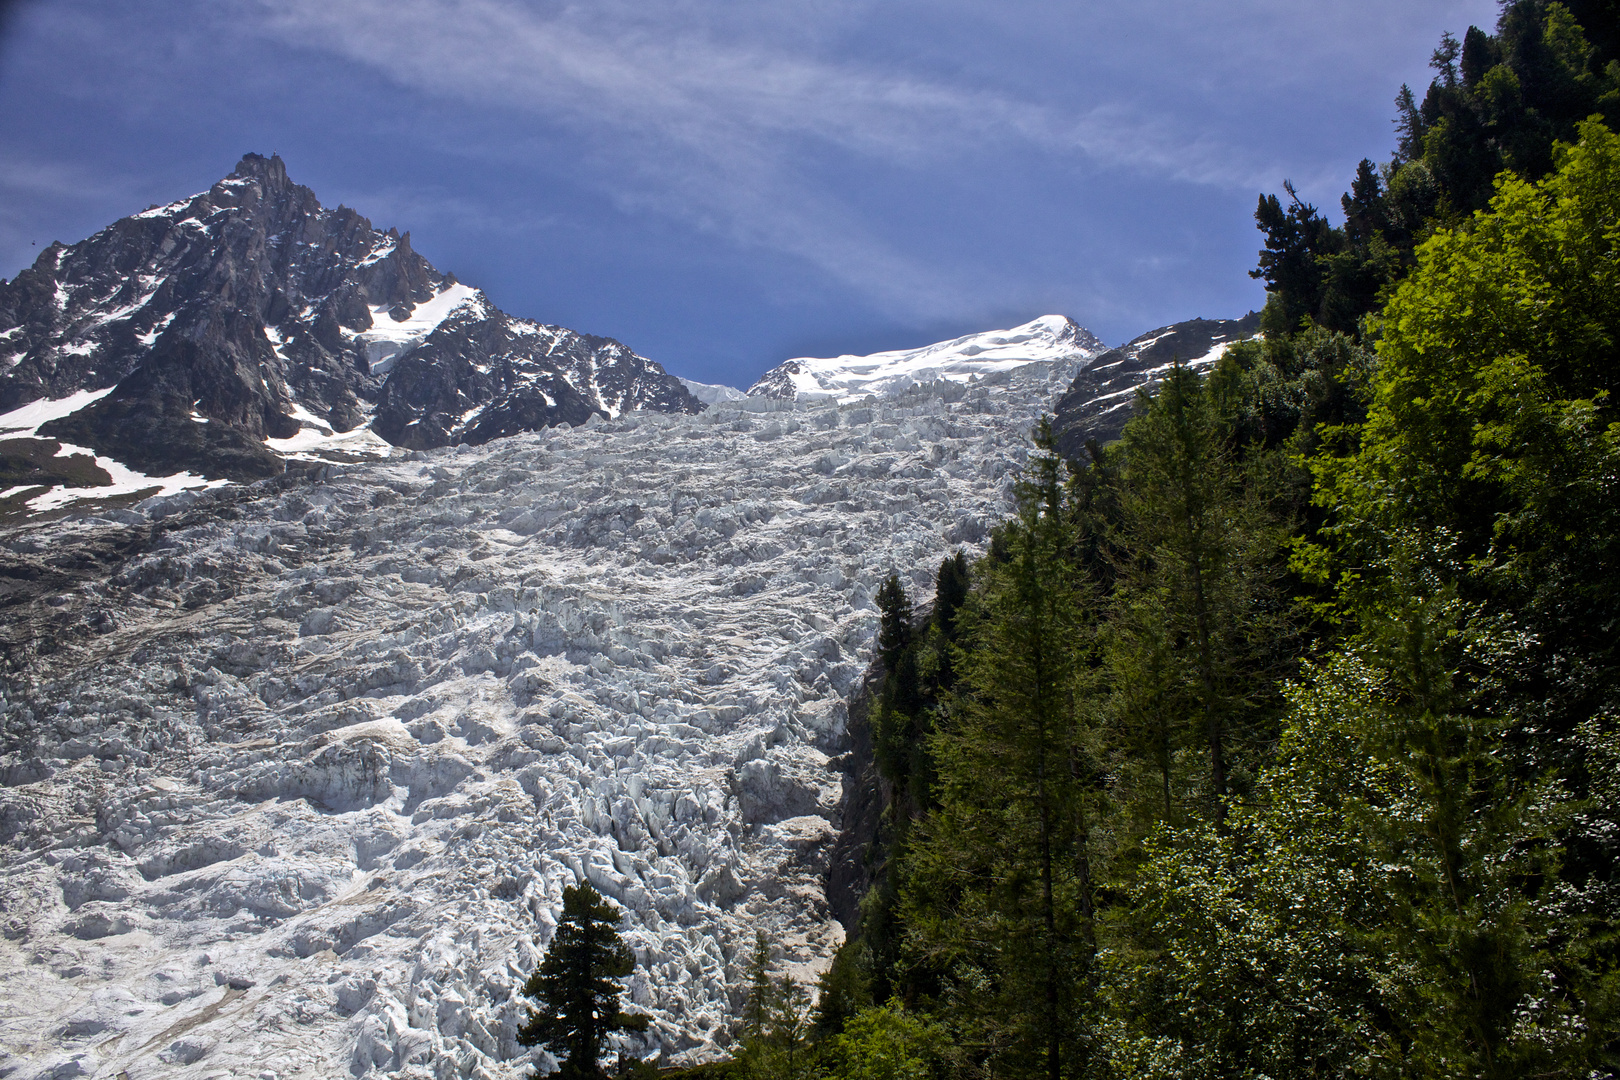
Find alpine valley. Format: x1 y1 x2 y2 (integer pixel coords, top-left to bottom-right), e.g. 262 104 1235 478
0 157 1252 1080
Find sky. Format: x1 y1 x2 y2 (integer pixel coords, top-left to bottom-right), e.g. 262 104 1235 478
0 0 1501 389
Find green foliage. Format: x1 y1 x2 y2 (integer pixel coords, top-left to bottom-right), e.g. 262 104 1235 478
1254 1 1620 339
815 937 875 1038
932 551 970 653
734 932 817 1080
1311 119 1620 732
742 932 778 1042
875 574 913 675
824 1001 950 1080
1106 638 1595 1078
1113 362 1291 820
518 883 648 1080
831 21 1620 1080
902 426 1101 1080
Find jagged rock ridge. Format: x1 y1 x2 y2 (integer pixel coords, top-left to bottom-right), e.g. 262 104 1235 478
0 153 701 489
1049 312 1261 459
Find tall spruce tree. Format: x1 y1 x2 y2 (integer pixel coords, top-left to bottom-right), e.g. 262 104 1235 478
904 428 1100 1080
1114 362 1284 824
875 573 914 674
518 883 648 1080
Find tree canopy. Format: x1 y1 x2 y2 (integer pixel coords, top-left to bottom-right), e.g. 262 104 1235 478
518 883 648 1080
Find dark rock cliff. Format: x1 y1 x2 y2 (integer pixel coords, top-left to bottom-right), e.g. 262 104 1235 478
0 153 702 481
1050 312 1261 460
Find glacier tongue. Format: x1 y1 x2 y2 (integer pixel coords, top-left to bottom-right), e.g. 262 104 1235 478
0 368 1052 1080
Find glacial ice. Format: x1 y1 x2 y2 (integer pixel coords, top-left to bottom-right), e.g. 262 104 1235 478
748 315 1105 403
0 365 1064 1079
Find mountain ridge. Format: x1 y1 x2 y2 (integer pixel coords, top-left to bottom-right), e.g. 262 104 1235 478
745 314 1107 403
0 154 700 504
1049 312 1261 459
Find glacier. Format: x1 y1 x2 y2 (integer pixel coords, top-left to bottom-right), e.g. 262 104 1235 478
746 315 1105 403
0 362 1073 1080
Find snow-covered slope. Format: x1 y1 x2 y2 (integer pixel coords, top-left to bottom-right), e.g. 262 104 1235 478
677 378 747 406
746 315 1106 403
0 367 1055 1080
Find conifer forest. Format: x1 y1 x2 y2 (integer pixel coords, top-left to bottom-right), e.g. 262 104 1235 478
702 3 1620 1077
6 2 1620 1078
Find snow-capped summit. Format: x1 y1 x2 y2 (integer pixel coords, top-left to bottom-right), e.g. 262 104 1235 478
746 314 1106 403
0 153 701 512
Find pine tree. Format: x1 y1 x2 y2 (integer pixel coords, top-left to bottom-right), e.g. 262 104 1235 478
741 931 779 1042
1113 362 1288 825
904 430 1100 1080
737 931 815 1080
933 551 970 642
518 883 648 1080
875 573 913 674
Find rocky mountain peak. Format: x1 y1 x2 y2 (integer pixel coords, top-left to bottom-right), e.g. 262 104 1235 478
228 150 291 188
0 155 701 515
1049 312 1261 458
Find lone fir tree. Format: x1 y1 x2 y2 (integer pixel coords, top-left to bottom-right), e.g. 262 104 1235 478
518 883 648 1079
874 572 913 673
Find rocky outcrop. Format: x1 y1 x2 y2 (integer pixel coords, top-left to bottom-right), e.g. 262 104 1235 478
1049 312 1260 459
0 154 702 485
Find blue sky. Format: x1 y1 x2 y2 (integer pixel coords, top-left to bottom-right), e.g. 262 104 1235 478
0 0 1499 388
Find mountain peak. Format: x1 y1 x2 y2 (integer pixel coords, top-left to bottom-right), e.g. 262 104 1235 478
746 314 1107 403
229 151 289 188
0 154 702 507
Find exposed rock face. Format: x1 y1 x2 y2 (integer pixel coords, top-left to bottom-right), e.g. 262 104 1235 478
1049 312 1261 459
0 154 701 485
0 367 1057 1080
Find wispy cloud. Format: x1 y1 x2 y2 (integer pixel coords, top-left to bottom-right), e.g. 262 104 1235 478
246 0 1287 319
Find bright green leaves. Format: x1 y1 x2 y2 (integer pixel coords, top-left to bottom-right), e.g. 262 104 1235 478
824 1001 950 1080
1317 120 1620 715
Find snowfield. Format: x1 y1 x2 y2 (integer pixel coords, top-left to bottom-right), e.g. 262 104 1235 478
0 366 1062 1080
746 315 1105 403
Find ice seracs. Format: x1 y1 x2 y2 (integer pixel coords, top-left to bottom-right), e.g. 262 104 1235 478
0 362 1065 1080
745 315 1106 404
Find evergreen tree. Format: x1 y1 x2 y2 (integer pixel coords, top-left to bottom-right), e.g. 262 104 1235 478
737 931 815 1080
904 430 1100 1080
1115 362 1286 823
933 551 970 643
1253 1 1620 341
1251 182 1341 333
741 931 778 1042
518 883 648 1080
875 573 914 674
